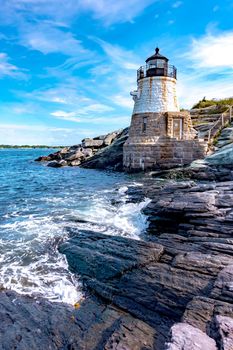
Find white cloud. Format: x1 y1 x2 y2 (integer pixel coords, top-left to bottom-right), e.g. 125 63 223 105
51 103 115 122
176 30 233 108
2 0 159 26
16 83 94 107
84 103 114 113
20 23 89 56
51 97 67 104
51 108 130 125
83 0 158 25
186 31 233 69
112 94 133 109
178 73 233 108
50 110 79 120
0 53 27 79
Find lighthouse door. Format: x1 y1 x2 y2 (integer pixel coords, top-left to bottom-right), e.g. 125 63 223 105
172 118 183 140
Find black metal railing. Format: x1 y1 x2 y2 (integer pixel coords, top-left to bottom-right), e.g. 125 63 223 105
137 64 177 81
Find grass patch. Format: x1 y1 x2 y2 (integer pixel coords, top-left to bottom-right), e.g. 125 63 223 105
192 97 233 110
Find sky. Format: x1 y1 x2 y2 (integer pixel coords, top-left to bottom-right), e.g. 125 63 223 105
0 0 233 145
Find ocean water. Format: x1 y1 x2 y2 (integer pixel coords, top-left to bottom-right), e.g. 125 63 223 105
0 149 149 305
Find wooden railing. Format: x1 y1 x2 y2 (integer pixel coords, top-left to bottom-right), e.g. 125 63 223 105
207 106 232 144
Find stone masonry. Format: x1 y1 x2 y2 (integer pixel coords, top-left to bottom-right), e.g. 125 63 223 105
123 48 207 171
131 76 179 114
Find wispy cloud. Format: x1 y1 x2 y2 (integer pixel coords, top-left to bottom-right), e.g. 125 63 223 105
51 103 115 122
51 112 129 125
89 38 140 108
2 0 159 26
0 53 27 79
82 0 158 25
50 111 80 122
93 38 141 69
19 23 89 56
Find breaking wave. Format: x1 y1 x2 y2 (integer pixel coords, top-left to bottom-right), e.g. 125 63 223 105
0 149 149 304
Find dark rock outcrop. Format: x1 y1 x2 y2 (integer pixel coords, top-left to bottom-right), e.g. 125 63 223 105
57 179 233 349
0 290 156 350
35 128 128 170
1 179 233 349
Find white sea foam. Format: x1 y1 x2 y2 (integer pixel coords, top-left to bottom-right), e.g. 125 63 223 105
118 186 128 194
68 185 150 239
0 215 82 305
0 178 149 304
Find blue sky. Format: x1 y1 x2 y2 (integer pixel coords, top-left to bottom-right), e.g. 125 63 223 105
0 0 232 145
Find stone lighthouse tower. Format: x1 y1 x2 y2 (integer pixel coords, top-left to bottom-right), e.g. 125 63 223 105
123 48 206 171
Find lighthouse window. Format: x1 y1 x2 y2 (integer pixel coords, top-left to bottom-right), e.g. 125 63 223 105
142 117 147 132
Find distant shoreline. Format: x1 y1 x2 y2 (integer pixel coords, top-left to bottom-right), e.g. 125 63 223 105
0 145 64 149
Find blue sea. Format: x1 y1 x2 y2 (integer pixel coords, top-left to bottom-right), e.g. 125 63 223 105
0 149 149 304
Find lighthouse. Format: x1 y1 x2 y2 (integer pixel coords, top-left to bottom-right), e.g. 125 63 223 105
131 48 179 114
123 48 206 171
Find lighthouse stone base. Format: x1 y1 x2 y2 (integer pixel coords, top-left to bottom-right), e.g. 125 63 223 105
123 111 207 172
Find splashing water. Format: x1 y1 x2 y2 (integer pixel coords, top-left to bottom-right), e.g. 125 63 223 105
0 149 149 304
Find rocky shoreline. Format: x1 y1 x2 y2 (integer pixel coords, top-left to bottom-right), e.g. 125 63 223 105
1 170 233 349
2 123 233 349
35 128 128 171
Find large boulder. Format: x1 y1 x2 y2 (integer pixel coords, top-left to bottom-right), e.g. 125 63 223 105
205 144 233 168
70 159 81 166
216 127 233 148
65 150 84 161
35 155 52 162
81 138 104 148
165 323 217 350
47 160 67 167
104 132 118 146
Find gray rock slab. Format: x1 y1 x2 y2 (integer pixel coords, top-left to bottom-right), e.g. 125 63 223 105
165 323 217 350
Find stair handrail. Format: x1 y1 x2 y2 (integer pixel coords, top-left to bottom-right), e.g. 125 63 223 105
207 105 232 144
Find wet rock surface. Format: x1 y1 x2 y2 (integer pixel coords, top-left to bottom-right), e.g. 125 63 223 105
151 160 233 182
1 177 233 349
35 128 128 170
58 179 233 349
